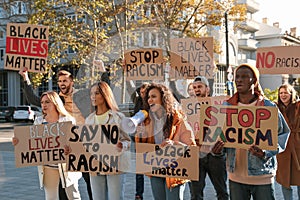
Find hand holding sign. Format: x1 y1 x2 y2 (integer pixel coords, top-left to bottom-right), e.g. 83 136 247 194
249 145 265 159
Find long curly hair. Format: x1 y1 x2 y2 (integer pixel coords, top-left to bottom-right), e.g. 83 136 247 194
143 83 181 138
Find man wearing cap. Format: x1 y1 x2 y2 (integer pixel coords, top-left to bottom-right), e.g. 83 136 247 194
190 75 229 200
192 76 211 97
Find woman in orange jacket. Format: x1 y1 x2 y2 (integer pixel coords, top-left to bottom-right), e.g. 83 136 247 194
135 83 196 200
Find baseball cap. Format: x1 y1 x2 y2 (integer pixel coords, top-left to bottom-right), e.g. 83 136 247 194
193 76 209 86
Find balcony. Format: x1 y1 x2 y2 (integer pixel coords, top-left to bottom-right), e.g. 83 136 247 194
236 0 259 13
239 19 260 32
238 38 258 50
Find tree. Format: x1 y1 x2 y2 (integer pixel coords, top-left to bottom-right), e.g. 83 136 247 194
3 0 246 91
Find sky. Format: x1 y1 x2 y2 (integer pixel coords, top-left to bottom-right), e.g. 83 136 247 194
254 0 300 34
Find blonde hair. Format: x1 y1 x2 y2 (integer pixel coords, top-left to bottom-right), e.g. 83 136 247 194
40 91 72 117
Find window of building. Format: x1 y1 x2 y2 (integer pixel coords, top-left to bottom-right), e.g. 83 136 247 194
0 48 4 61
0 29 4 40
10 1 27 15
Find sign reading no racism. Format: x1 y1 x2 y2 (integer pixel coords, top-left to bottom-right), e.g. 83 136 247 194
199 105 278 150
124 48 164 81
5 23 49 73
14 121 72 168
136 143 199 180
66 124 127 175
170 37 214 79
256 46 300 74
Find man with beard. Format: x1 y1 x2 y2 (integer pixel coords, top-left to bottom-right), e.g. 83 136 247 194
192 75 211 97
190 76 229 200
19 67 93 200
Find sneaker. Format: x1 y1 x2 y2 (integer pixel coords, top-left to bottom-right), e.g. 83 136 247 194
135 195 143 200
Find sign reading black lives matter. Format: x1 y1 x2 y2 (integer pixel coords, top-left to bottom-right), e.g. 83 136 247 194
66 124 127 175
199 105 278 150
5 23 49 73
136 143 199 180
170 37 214 79
14 122 72 168
124 48 164 80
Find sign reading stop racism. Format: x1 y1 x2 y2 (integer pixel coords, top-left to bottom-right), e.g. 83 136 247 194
256 46 300 74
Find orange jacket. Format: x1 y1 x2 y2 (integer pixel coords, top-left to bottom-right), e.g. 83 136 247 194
135 110 196 188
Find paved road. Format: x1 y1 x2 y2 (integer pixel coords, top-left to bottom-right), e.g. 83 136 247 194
0 121 296 199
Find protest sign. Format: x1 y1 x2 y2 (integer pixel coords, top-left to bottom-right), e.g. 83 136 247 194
181 96 229 141
66 124 128 175
169 37 214 79
5 23 49 72
136 143 199 180
14 121 72 168
256 46 300 74
124 48 164 80
199 105 278 150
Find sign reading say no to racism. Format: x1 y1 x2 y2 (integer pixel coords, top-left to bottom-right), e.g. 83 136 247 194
5 23 49 73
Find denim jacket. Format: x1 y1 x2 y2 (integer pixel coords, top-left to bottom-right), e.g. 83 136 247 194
223 95 290 176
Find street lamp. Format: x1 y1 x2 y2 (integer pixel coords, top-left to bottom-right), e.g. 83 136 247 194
224 10 234 96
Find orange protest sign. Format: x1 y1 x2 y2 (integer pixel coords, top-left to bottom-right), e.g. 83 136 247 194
169 37 214 79
256 46 300 74
136 143 199 180
14 122 72 168
199 105 278 150
124 48 164 80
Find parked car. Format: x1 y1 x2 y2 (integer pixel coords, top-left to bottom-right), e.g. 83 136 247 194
0 106 16 122
13 105 42 122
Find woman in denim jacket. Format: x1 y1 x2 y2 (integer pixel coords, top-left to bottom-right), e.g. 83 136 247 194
213 64 290 200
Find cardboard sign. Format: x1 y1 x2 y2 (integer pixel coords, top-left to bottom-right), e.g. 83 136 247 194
66 124 128 175
14 121 72 168
181 96 229 141
256 46 300 74
124 48 164 80
5 23 49 72
199 105 278 150
136 143 199 180
169 37 214 79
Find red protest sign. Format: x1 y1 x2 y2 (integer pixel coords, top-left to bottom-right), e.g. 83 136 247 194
5 23 49 73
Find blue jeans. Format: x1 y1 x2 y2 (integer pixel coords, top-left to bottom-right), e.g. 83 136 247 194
281 185 300 200
150 176 186 200
229 180 275 200
191 153 228 200
90 174 124 200
136 174 144 198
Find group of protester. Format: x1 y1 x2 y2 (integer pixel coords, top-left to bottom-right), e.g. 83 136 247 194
11 63 300 200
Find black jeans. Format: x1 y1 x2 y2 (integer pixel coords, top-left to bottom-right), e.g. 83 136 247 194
191 153 228 200
136 174 144 198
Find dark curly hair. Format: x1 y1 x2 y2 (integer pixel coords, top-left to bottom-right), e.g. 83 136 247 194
143 83 181 139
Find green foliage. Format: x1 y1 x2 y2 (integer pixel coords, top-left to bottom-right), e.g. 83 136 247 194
4 0 247 86
263 88 278 102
